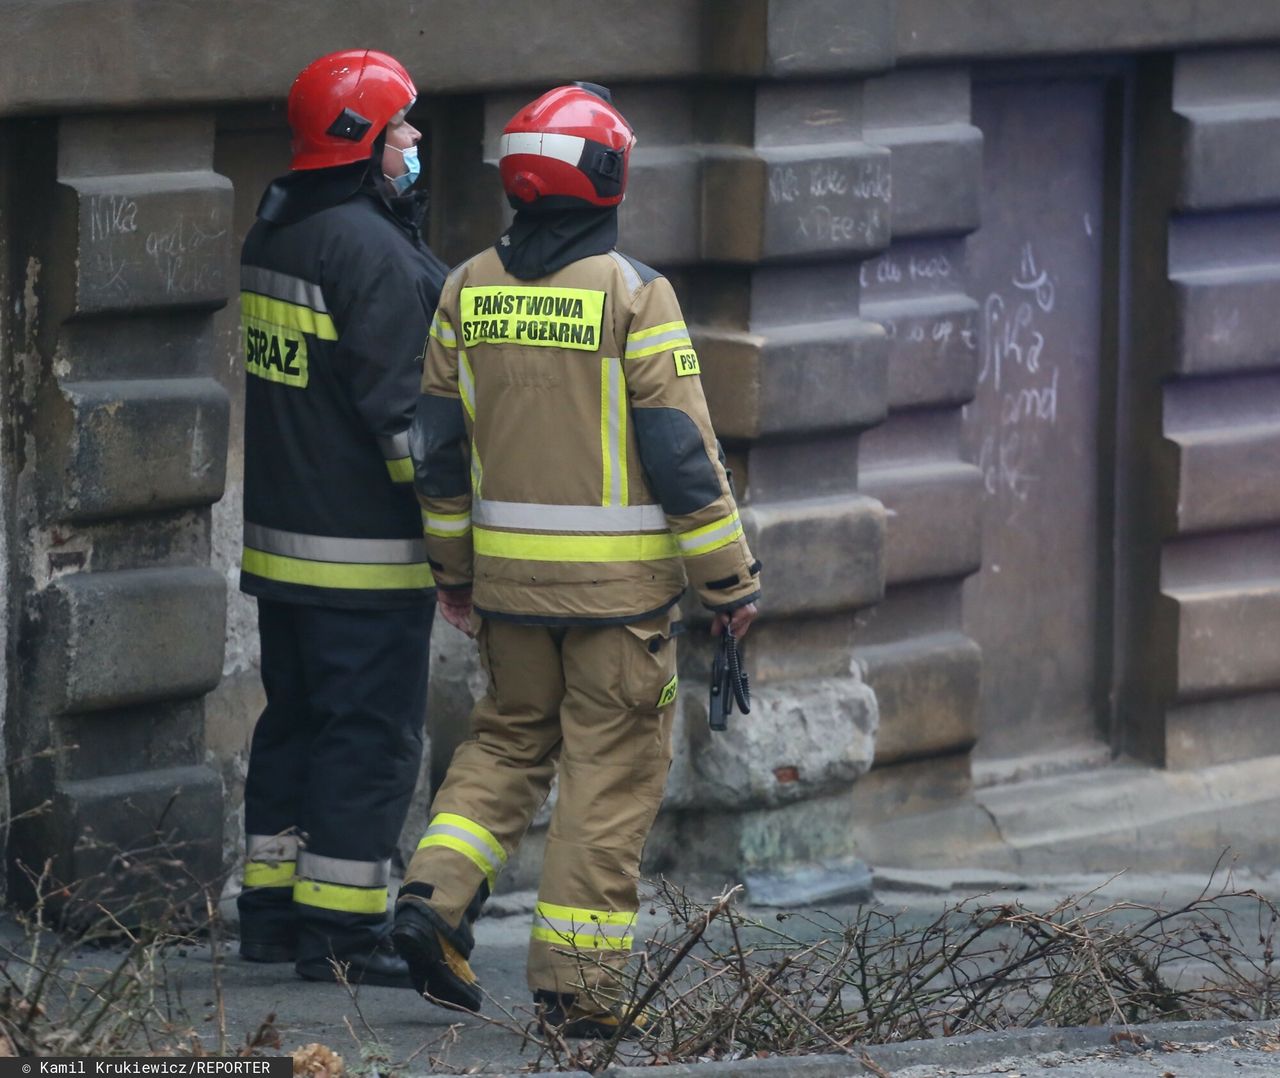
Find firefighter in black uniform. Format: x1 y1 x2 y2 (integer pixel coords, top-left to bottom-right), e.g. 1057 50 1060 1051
236 49 447 987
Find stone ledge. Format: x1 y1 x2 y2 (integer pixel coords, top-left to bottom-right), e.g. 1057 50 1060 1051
855 630 980 764
30 566 227 715
860 292 980 409
865 123 983 238
1171 268 1280 376
703 143 891 263
58 171 233 314
858 461 983 585
1168 421 1280 534
1177 102 1280 211
697 320 888 440
1165 579 1280 699
743 495 886 617
41 377 229 523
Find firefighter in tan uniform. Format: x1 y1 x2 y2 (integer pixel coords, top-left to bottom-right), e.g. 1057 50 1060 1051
391 83 761 1036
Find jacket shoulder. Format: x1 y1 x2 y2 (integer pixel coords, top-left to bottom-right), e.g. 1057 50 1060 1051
608 250 663 297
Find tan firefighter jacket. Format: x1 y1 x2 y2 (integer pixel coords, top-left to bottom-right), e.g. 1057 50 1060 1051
408 246 761 624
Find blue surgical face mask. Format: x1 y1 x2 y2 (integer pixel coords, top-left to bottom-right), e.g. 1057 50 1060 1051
386 144 420 195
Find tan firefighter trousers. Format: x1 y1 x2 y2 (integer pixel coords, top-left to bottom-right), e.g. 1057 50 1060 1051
400 609 678 1000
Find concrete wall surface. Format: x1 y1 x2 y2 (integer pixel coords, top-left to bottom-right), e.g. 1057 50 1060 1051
4 1 1280 903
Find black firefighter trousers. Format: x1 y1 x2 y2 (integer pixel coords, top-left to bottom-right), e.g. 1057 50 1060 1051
239 598 433 963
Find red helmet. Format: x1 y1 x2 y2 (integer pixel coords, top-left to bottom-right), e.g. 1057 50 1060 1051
287 49 416 171
499 84 635 207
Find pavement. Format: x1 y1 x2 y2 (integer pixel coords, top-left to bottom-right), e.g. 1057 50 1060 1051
11 867 1280 1074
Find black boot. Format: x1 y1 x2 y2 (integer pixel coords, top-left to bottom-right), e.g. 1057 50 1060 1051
295 925 414 989
391 903 483 1012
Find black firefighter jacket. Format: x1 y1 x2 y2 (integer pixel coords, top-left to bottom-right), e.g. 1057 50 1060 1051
239 171 448 608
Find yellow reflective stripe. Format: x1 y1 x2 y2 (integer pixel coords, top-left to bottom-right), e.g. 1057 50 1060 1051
430 315 457 347
600 357 627 507
625 321 692 359
677 511 743 557
244 860 296 888
627 320 686 342
626 334 694 359
537 902 636 927
600 357 611 507
459 351 476 421
422 509 471 538
418 813 506 889
242 548 435 590
292 879 387 915
474 528 678 563
531 925 634 950
385 457 414 483
418 833 498 886
240 292 337 341
429 812 506 865
531 902 636 951
470 442 484 498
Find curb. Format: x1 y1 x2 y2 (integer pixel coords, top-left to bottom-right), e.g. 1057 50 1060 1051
473 1018 1280 1077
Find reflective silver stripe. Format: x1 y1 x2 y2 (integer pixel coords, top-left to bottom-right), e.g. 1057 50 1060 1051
604 355 625 507
241 265 328 313
430 314 457 347
537 914 633 939
625 326 691 358
378 431 411 461
473 500 667 533
499 130 586 166
677 514 741 554
423 510 471 536
247 833 299 861
244 523 426 564
422 821 504 875
608 250 642 295
296 851 390 888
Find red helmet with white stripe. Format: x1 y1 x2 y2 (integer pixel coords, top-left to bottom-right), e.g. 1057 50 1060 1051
288 49 417 171
499 83 635 208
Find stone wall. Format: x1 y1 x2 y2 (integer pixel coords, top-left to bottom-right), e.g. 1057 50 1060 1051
5 2 1280 898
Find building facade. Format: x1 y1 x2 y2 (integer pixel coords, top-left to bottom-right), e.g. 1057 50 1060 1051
3 0 1280 899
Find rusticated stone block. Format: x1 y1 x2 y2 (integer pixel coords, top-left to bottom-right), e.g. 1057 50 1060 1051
40 377 229 523
896 1 1280 61
30 567 226 715
866 124 982 237
868 294 981 408
696 320 888 440
743 495 886 617
1166 581 1280 699
618 147 702 267
858 461 982 584
1167 691 1280 770
58 172 232 314
1169 422 1280 534
704 0 896 77
855 632 980 764
665 675 877 810
1176 103 1280 212
703 144 891 263
1171 269 1280 375
58 766 223 888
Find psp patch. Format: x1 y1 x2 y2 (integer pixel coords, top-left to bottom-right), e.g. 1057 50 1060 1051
657 674 679 709
674 348 701 377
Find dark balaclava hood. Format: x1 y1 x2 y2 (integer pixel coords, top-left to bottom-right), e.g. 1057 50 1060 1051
495 200 618 281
